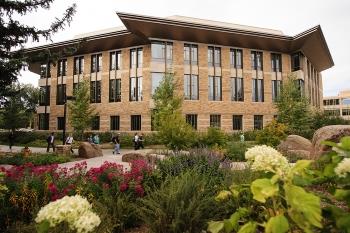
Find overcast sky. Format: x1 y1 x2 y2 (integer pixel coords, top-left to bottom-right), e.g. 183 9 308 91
18 0 350 97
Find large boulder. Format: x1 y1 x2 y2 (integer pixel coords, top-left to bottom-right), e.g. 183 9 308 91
277 135 312 156
78 142 103 158
311 125 350 158
122 153 145 162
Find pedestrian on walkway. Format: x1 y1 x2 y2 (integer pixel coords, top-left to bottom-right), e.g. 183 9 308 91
46 132 55 152
133 133 139 150
87 135 93 144
8 131 15 152
65 134 74 154
112 133 121 154
93 134 100 145
138 133 144 149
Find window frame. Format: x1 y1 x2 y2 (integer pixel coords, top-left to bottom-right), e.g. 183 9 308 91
254 115 263 130
131 115 142 131
110 115 120 130
186 114 198 130
231 77 244 101
232 115 243 131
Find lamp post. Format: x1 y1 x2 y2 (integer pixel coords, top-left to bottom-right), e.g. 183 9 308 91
62 95 76 144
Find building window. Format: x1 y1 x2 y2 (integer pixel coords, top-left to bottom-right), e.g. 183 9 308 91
40 63 51 78
151 41 173 64
232 115 243 130
184 74 198 100
56 84 66 105
57 59 67 76
131 115 141 131
251 51 263 70
91 54 102 73
57 117 65 130
74 56 84 75
230 49 243 69
208 46 221 67
91 116 100 130
110 51 122 70
343 98 350 105
272 80 282 102
210 114 221 128
38 113 49 130
186 114 198 130
90 81 101 103
324 110 340 116
254 115 263 130
151 73 164 95
109 79 121 102
231 77 244 101
208 76 222 101
130 76 142 101
252 79 264 102
291 52 302 71
271 53 282 72
110 116 120 130
130 48 143 68
295 79 305 95
39 86 50 106
184 44 198 65
342 109 350 116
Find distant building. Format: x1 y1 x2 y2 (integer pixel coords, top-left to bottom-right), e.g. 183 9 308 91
24 12 334 132
323 90 350 120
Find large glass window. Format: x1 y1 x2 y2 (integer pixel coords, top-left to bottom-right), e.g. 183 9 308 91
210 114 221 128
57 59 67 76
91 116 100 130
252 79 264 102
109 79 121 102
232 115 243 130
151 41 173 64
186 114 198 130
208 46 221 67
130 48 143 68
184 74 198 100
151 73 164 95
40 63 51 78
91 54 102 73
230 49 243 69
56 84 66 105
342 109 350 116
271 53 282 72
130 76 142 101
38 113 49 130
272 80 282 102
90 81 101 103
74 56 84 75
110 116 120 130
291 52 302 71
110 51 122 70
184 44 198 65
254 115 263 130
251 51 263 70
231 77 244 101
39 86 50 106
342 98 350 105
131 115 141 131
208 76 222 101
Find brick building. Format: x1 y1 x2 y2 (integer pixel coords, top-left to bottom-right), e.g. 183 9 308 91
323 90 350 120
26 12 334 132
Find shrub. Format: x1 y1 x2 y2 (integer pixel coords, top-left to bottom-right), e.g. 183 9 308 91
255 120 287 147
197 127 228 148
0 153 71 166
225 141 256 161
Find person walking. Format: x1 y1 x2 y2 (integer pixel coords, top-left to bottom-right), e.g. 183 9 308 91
112 133 121 154
93 134 100 145
65 134 74 154
8 131 15 152
138 133 144 149
133 133 139 150
46 132 55 152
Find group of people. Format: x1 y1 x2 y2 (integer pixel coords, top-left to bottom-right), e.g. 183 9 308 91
133 132 144 150
46 132 74 154
87 134 100 145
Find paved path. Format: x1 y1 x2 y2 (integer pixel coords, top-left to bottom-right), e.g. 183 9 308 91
0 145 153 170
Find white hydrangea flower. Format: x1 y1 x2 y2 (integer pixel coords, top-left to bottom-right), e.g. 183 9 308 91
245 145 290 177
335 158 350 178
35 195 100 233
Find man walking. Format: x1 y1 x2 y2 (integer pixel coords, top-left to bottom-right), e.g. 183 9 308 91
112 133 121 154
47 132 55 152
65 134 74 154
133 133 139 150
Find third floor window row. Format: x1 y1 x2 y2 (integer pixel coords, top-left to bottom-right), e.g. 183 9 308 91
208 46 221 67
91 54 102 73
251 51 263 71
151 41 173 63
57 59 67 76
130 48 143 68
184 44 198 65
74 56 84 75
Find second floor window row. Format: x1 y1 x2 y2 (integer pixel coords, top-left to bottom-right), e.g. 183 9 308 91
230 49 243 69
74 56 84 75
57 59 67 76
91 54 102 73
130 48 143 68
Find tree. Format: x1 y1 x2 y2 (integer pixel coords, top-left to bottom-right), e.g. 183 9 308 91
20 84 40 128
275 74 312 136
0 0 76 95
152 73 195 151
68 81 96 140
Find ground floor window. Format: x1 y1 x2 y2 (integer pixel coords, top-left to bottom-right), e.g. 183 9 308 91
131 115 141 131
57 117 65 130
91 116 100 130
210 114 221 128
110 116 120 130
186 114 198 130
232 115 243 130
254 115 263 130
38 113 49 130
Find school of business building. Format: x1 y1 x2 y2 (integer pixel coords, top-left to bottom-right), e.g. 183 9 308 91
26 12 334 132
323 90 350 120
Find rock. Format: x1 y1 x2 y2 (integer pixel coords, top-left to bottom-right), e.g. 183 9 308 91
277 135 312 155
311 125 350 158
285 150 311 162
55 145 71 155
122 153 145 162
146 153 166 165
78 142 103 158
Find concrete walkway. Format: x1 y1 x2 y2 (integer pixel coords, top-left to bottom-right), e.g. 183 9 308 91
0 145 153 170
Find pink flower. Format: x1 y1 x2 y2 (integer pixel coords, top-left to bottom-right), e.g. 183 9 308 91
134 184 144 197
119 183 128 192
103 183 110 190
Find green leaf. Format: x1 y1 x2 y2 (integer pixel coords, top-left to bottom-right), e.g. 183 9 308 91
237 221 257 233
290 160 312 176
227 208 249 232
215 190 232 202
208 221 224 233
36 220 50 233
321 140 338 147
251 178 279 203
334 189 350 204
265 215 289 233
340 136 350 149
284 184 322 231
